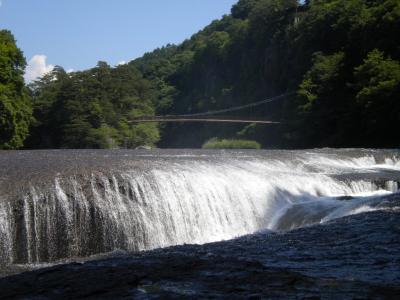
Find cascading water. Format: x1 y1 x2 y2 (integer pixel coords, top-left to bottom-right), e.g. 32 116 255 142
0 149 399 267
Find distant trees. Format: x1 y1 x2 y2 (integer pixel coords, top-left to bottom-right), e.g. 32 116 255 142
0 30 32 149
132 0 400 148
297 52 348 146
2 0 398 149
354 50 400 146
26 62 159 149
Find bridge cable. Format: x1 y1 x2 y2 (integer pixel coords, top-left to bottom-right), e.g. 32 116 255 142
160 91 296 118
130 91 296 123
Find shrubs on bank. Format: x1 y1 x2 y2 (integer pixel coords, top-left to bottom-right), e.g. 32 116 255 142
202 138 261 149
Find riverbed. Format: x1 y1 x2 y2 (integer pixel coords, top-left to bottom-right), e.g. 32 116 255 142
0 149 399 298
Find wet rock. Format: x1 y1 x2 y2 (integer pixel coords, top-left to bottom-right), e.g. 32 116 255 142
336 195 354 201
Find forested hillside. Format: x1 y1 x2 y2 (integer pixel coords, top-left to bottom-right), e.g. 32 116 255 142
25 63 159 149
1 0 399 149
132 0 400 148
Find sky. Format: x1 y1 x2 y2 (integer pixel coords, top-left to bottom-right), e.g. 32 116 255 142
0 0 237 82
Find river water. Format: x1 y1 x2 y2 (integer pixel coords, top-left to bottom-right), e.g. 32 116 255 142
0 149 399 287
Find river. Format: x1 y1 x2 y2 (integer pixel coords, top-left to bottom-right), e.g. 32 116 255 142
0 149 399 298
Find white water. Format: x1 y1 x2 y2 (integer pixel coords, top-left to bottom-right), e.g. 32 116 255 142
0 150 399 265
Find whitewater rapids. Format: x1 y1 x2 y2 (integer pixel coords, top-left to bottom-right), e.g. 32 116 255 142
0 149 399 267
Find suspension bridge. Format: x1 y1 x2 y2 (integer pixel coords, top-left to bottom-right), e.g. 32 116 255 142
129 92 295 124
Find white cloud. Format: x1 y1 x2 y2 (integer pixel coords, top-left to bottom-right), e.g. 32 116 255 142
117 61 127 66
24 55 54 83
67 68 74 73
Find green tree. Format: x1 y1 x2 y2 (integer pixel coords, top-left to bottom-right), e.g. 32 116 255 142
354 49 400 145
0 30 32 149
28 61 160 149
298 52 345 111
297 52 348 146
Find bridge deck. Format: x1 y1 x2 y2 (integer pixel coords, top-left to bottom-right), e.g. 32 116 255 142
129 118 280 124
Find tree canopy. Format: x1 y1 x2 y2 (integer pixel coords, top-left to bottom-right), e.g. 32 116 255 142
0 30 32 149
26 62 159 149
1 0 399 149
131 0 400 148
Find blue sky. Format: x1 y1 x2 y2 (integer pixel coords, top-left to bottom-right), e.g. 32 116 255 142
0 0 237 81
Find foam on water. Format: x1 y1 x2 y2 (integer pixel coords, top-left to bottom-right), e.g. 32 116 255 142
0 149 399 266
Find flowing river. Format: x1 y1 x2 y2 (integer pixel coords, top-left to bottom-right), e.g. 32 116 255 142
0 149 399 297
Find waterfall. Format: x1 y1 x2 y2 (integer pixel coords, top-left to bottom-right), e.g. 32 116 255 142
0 149 399 265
